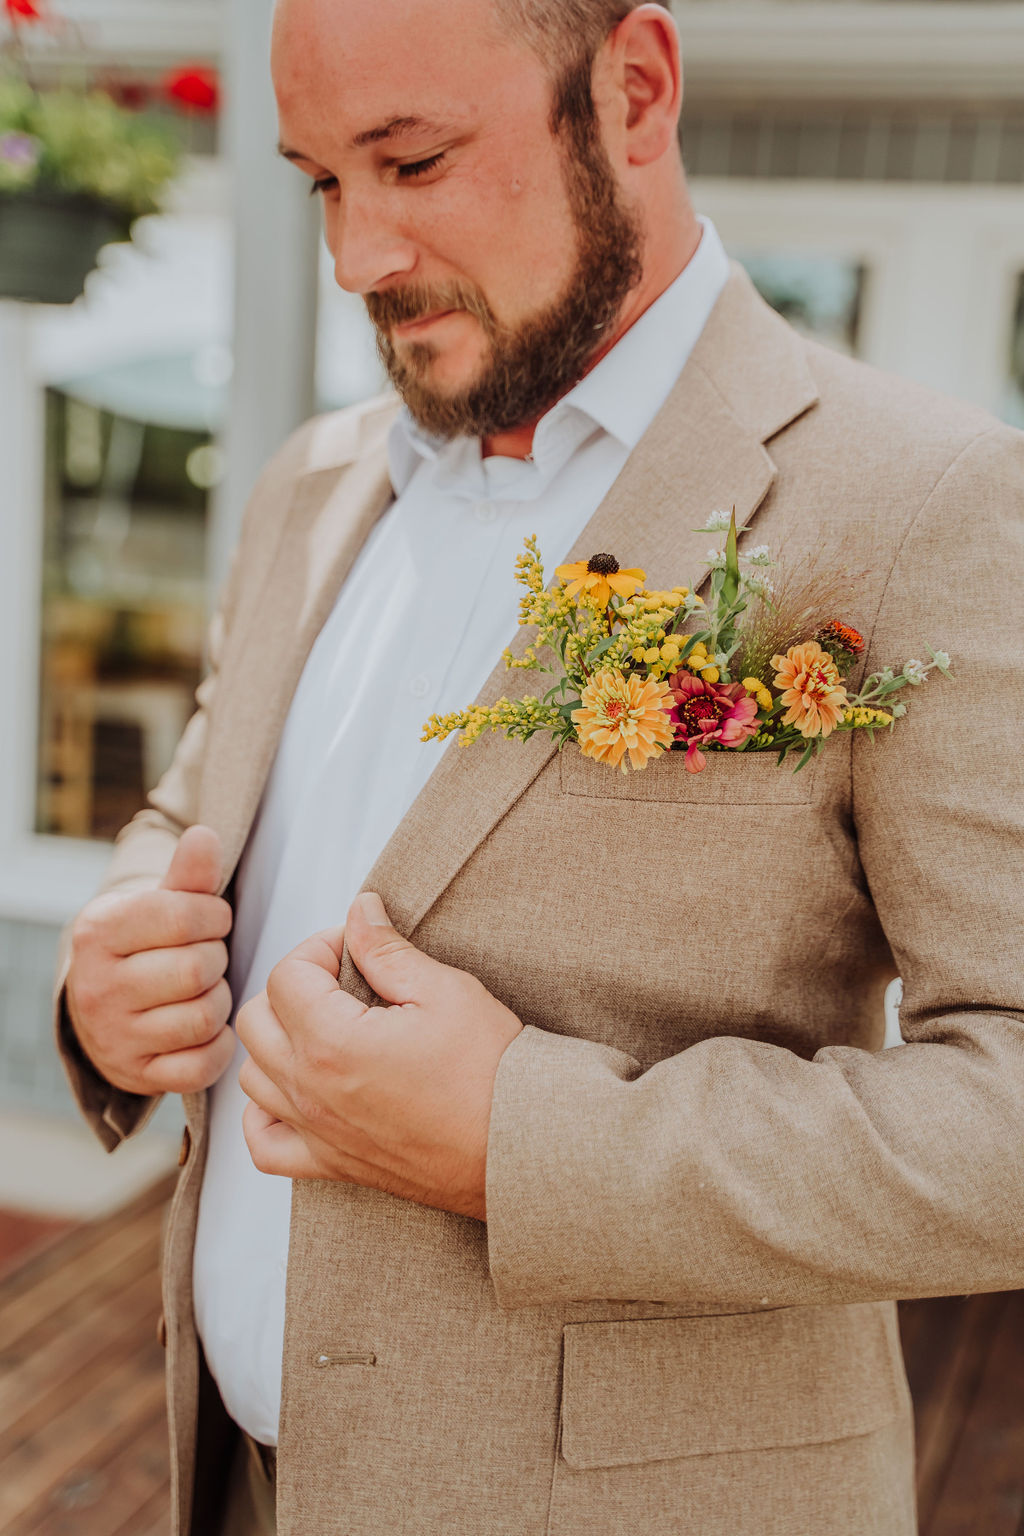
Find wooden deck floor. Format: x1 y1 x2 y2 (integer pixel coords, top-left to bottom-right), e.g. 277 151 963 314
1 1181 1022 1536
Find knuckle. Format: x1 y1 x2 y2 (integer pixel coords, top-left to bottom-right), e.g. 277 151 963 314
162 900 192 949
213 898 234 937
211 977 233 1025
177 950 204 997
373 936 412 963
266 959 290 1005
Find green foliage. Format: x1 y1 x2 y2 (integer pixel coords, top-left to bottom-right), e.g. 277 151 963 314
0 74 180 217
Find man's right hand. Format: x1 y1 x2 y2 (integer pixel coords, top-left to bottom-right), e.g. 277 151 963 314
65 825 236 1096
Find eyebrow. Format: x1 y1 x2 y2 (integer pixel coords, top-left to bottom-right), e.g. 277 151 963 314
278 116 454 163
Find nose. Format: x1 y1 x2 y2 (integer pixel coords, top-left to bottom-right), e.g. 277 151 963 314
324 188 417 296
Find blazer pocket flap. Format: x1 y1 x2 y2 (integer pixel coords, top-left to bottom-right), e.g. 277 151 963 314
559 745 820 803
559 1304 903 1469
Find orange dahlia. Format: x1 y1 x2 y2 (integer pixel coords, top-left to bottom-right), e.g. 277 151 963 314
572 669 675 772
772 641 848 738
556 553 646 609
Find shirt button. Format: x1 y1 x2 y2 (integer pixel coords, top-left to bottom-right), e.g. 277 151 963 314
474 500 497 524
409 675 432 699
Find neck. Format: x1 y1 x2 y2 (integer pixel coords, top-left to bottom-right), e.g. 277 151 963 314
481 199 704 461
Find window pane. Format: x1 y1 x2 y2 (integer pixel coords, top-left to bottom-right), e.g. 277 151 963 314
1003 272 1024 429
733 251 867 357
36 391 209 842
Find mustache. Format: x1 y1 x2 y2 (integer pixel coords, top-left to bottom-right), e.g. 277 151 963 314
365 281 497 335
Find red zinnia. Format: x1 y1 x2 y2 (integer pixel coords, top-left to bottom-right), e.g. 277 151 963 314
667 671 759 774
165 65 220 116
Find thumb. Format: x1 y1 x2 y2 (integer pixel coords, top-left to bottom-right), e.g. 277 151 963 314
162 825 224 896
345 892 441 1005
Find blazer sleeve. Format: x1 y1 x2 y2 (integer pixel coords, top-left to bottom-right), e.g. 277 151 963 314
485 423 1024 1311
54 420 319 1152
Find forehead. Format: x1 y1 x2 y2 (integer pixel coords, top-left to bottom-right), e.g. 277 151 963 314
273 0 542 150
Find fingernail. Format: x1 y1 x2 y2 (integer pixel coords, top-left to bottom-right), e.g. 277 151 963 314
355 892 389 926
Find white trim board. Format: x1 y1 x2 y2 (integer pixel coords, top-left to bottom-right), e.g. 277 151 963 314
672 3 1024 102
0 1108 180 1219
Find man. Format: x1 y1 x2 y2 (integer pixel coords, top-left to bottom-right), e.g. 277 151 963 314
58 1 1024 1533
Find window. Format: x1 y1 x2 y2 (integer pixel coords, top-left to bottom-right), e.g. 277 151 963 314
1003 272 1024 429
36 391 211 841
735 251 866 357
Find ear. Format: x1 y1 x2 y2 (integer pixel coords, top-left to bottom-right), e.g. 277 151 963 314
600 4 683 168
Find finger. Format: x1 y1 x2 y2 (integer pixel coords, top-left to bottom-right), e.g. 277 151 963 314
236 991 294 1074
238 1053 296 1125
119 939 229 1008
161 825 224 896
243 1103 320 1180
343 892 446 1007
265 928 353 1040
143 1024 237 1095
99 890 233 957
136 979 233 1055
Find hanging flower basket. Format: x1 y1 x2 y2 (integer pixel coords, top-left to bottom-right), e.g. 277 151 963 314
0 184 122 303
0 0 217 305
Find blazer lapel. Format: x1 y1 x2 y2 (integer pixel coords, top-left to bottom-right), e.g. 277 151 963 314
340 267 820 992
206 433 395 882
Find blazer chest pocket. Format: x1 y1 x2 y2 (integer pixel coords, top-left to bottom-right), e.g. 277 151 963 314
558 1303 903 1470
559 744 821 805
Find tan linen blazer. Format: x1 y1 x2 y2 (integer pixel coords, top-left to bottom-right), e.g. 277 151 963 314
57 267 1024 1536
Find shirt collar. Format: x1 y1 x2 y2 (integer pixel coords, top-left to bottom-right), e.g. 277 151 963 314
388 216 730 497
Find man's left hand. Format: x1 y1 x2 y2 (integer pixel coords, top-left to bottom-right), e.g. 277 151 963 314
235 893 523 1221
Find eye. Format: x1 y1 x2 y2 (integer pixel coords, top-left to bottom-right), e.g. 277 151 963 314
310 175 338 198
396 151 446 181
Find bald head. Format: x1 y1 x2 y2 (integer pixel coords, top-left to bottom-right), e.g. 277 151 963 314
498 1 674 132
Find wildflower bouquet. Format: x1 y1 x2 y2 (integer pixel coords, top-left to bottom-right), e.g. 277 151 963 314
422 513 952 774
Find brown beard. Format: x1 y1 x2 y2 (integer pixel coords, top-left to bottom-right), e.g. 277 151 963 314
365 126 644 440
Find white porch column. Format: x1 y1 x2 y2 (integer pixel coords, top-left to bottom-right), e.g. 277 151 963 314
0 303 46 853
212 0 321 597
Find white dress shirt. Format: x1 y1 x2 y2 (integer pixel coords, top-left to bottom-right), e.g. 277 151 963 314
192 219 730 1446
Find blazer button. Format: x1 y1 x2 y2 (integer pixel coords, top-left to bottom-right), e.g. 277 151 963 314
178 1128 192 1167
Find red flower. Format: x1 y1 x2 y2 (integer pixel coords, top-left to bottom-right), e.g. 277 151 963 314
5 0 45 21
667 671 759 774
101 78 153 112
816 620 865 659
165 65 220 116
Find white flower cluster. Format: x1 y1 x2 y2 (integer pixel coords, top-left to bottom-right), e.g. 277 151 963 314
702 510 733 532
743 545 773 566
706 548 727 570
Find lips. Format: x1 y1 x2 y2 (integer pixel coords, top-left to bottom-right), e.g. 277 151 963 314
391 309 458 339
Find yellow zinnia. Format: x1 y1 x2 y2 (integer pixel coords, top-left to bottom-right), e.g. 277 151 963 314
572 669 675 772
556 553 646 609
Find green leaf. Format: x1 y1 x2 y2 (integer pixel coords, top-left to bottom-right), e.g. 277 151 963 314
587 635 618 664
722 508 742 611
792 741 816 773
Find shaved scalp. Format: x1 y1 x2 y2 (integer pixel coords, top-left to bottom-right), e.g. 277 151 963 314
497 0 674 131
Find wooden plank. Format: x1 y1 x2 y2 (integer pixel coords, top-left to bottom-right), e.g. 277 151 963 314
9 1398 170 1536
0 1262 164 1453
0 1212 77 1284
922 1291 1024 1536
124 1492 173 1536
0 1192 168 1356
0 1178 171 1309
900 1293 1009 1528
0 1345 168 1526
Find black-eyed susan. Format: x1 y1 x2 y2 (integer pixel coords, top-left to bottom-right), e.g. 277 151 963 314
555 553 646 610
